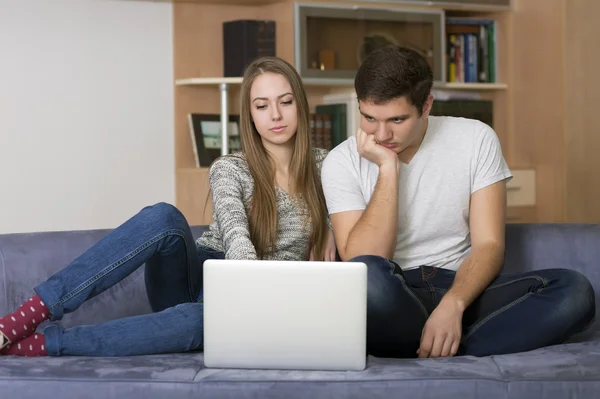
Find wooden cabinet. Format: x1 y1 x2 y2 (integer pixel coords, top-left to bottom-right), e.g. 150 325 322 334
169 0 600 225
172 0 513 224
506 206 537 224
506 169 535 207
505 169 537 223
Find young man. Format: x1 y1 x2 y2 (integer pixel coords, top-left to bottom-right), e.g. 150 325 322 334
321 46 595 359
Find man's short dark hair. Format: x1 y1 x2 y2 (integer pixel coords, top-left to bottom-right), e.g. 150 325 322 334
354 46 433 115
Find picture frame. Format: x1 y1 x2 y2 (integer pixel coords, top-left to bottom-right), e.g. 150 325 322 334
187 113 242 167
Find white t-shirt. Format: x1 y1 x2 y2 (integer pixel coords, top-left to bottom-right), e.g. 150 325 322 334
321 116 513 271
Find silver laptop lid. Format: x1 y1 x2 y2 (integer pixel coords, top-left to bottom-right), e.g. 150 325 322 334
203 259 367 371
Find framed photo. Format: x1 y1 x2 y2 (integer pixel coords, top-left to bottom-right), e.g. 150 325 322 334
187 113 242 167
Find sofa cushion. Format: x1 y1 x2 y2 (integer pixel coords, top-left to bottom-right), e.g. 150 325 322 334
1 337 600 399
0 352 503 399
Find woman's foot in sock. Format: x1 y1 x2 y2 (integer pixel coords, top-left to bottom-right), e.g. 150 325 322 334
0 332 9 350
0 294 49 349
2 333 47 357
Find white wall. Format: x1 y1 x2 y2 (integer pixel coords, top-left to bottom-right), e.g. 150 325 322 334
0 0 174 234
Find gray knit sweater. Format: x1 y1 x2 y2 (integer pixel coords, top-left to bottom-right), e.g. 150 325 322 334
196 148 329 260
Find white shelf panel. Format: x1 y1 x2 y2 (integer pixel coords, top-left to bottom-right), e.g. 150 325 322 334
437 82 508 90
176 77 243 85
176 77 508 90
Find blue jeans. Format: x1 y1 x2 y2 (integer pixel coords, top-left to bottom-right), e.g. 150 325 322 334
353 255 596 358
34 202 224 357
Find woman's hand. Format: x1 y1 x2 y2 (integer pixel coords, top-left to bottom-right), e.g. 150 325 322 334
309 229 337 261
323 229 337 261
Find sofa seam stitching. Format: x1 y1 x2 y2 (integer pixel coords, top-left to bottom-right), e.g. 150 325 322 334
490 356 509 397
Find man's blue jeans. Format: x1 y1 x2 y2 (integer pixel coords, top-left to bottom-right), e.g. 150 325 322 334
34 202 224 357
352 255 596 358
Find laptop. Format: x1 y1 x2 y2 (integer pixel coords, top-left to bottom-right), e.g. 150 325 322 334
202 259 367 371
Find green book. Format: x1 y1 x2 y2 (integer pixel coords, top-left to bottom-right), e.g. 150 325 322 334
488 22 496 83
315 103 347 149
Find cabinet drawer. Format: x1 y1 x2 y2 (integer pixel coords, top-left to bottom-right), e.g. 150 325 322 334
506 206 537 223
507 169 536 207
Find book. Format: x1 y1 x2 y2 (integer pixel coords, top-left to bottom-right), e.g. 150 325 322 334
315 103 347 149
223 20 276 77
446 18 497 83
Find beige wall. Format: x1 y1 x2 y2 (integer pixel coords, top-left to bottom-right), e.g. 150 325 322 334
0 0 175 234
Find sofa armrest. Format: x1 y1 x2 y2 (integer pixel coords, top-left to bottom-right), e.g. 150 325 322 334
503 223 600 334
504 224 600 279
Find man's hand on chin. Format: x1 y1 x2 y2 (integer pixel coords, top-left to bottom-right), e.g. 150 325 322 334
356 128 398 169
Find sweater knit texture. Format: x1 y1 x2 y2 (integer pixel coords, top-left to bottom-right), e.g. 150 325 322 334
196 148 329 260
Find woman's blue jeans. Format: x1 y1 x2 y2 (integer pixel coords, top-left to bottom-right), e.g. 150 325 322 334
34 202 223 357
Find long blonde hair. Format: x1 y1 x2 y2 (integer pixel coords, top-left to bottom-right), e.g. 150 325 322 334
240 57 327 259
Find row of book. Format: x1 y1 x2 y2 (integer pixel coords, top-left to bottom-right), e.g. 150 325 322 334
311 98 493 151
188 99 493 166
310 103 347 151
187 104 349 167
446 17 497 83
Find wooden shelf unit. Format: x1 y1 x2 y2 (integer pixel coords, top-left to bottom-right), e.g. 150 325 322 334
173 0 517 225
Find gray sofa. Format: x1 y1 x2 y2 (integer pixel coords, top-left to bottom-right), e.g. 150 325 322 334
0 223 599 398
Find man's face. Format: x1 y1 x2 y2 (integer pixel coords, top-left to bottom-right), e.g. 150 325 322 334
358 95 433 155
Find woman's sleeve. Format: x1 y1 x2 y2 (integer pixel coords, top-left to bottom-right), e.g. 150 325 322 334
208 157 258 260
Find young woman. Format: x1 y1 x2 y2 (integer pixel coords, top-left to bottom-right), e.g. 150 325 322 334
0 56 335 357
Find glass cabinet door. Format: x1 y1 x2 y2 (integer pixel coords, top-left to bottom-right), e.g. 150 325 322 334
295 4 445 82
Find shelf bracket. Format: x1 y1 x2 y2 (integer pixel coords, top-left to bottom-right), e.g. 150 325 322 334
219 83 229 156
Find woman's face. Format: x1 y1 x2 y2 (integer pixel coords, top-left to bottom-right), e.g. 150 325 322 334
249 72 298 148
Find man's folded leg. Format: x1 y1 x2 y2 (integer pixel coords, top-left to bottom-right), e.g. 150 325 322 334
460 268 596 356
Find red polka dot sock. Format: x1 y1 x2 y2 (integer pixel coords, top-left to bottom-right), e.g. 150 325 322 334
2 333 47 357
0 294 50 349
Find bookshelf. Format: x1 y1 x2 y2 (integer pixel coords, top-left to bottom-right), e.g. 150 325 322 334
173 0 518 225
176 77 506 159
